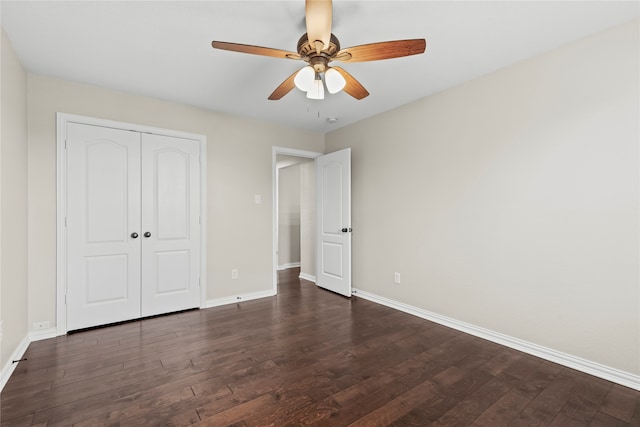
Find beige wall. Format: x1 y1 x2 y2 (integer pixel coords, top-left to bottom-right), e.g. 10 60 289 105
26 74 325 328
326 20 639 375
278 164 301 266
299 160 316 278
1 30 29 369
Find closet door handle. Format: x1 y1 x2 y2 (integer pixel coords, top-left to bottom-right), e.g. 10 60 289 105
144 232 151 238
131 232 139 239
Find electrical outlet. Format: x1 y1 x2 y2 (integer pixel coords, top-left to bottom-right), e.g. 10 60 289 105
231 269 238 279
394 272 401 284
33 321 50 330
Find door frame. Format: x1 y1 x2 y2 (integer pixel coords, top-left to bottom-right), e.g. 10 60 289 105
271 147 322 294
56 113 208 335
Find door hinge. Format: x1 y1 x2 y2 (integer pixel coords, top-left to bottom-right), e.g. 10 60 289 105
64 139 67 150
65 216 68 227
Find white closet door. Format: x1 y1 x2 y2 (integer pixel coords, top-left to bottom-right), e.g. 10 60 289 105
66 123 142 330
140 133 201 316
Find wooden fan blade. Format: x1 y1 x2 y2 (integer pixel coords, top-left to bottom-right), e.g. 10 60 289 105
336 39 426 63
212 41 301 60
268 70 299 100
306 0 332 53
332 66 369 100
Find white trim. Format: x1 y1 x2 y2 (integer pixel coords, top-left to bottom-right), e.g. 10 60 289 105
1 335 30 392
29 328 57 342
277 262 301 271
56 113 208 335
298 272 316 283
272 147 322 295
199 131 208 309
352 288 640 391
206 289 275 308
56 114 67 335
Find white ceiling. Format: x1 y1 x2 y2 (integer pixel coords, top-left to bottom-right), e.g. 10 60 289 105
2 1 638 133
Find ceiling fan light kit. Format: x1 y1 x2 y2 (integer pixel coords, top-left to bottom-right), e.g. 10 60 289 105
294 65 315 92
294 67 345 100
325 68 346 94
306 76 325 100
211 0 426 101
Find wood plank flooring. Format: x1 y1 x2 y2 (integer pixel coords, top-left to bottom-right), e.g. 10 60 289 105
1 268 639 426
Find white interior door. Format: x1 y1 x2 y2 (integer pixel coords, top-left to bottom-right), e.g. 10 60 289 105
66 123 142 330
66 123 201 330
141 133 201 316
316 148 352 297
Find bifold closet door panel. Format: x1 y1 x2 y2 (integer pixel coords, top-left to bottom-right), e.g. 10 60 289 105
140 133 201 317
66 123 142 331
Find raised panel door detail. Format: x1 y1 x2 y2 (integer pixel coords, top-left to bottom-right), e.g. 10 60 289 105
321 242 343 278
155 148 190 240
321 162 343 235
85 141 129 244
85 254 129 303
155 250 190 294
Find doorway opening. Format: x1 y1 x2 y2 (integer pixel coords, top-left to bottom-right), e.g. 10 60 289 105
272 147 322 294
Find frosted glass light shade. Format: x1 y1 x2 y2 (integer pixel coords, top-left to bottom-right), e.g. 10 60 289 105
325 68 346 94
294 66 315 91
306 79 325 99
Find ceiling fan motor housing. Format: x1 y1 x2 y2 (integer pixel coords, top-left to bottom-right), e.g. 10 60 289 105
297 33 341 73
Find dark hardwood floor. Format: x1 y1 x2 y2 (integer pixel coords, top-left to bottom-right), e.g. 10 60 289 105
1 268 639 426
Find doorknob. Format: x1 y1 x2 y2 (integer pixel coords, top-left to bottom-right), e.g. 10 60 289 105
341 228 352 233
131 232 139 239
144 232 151 238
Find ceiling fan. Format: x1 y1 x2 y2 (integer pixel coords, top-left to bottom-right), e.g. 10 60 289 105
211 0 426 101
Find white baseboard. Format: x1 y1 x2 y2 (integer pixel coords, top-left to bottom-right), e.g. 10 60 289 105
277 262 301 271
29 327 57 342
1 334 30 392
206 289 275 308
298 272 316 283
352 288 640 391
